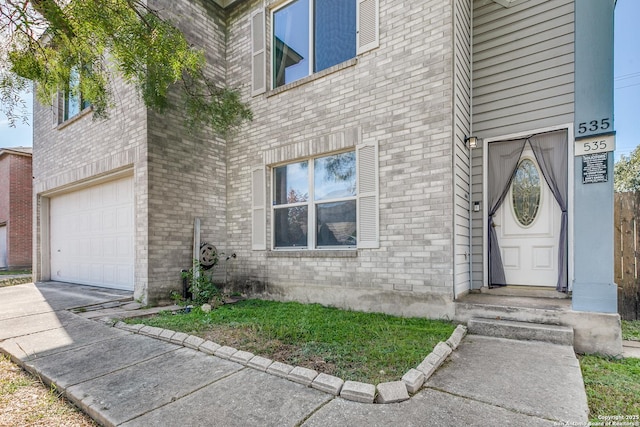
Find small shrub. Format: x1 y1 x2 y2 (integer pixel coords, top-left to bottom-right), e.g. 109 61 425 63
181 263 221 306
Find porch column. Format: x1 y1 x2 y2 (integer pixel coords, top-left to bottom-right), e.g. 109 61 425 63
572 0 616 313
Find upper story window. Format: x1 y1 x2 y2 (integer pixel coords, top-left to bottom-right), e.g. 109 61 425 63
64 68 90 121
273 151 357 249
272 0 357 88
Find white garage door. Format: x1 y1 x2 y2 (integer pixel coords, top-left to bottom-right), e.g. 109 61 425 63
0 225 7 269
50 176 134 290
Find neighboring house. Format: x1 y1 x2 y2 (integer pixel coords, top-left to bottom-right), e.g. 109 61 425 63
0 147 33 270
32 0 620 354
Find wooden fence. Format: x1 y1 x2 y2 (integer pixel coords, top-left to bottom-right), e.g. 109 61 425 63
615 191 640 320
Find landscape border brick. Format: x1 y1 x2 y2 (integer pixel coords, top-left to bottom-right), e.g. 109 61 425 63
340 381 376 403
114 321 465 404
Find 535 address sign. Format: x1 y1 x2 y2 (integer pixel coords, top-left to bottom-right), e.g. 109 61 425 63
574 118 615 157
577 118 611 135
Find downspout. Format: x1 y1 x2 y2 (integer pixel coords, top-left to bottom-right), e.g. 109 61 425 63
452 0 456 302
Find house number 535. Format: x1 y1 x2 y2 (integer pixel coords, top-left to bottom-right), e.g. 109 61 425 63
578 118 610 134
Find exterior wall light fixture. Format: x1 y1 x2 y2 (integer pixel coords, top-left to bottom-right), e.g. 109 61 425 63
465 136 478 149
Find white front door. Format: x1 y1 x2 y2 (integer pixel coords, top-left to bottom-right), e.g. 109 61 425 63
494 145 561 286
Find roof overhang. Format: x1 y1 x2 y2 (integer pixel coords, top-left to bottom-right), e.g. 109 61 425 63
492 0 528 8
212 0 243 8
0 147 33 159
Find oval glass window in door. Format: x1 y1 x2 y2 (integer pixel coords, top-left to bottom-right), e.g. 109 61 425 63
512 158 541 227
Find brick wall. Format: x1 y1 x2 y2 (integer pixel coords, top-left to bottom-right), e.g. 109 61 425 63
222 0 456 318
0 155 8 224
145 0 229 304
0 154 9 270
0 152 33 270
8 154 32 269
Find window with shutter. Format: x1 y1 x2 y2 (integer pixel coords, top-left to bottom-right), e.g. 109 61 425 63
268 0 378 89
63 68 90 121
357 0 379 54
250 9 266 96
52 92 60 127
356 141 379 248
272 151 358 249
252 166 267 250
54 67 91 125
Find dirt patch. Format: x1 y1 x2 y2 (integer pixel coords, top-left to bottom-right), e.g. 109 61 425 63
0 356 96 426
200 325 338 376
0 277 33 288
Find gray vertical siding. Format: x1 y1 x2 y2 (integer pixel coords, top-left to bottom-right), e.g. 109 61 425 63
470 0 575 287
453 0 472 296
472 0 574 137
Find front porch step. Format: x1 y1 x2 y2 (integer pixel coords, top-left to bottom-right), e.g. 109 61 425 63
479 286 570 299
468 318 574 346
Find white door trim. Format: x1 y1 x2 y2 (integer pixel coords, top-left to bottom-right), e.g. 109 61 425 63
482 123 574 291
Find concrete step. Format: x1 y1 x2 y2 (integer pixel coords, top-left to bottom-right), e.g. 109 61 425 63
468 318 574 346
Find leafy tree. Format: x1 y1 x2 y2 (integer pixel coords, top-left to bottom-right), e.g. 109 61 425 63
0 0 252 133
614 145 640 192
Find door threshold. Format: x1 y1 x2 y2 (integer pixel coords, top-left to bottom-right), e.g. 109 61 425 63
479 285 570 299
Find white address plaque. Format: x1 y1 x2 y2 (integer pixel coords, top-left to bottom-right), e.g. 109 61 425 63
574 133 615 156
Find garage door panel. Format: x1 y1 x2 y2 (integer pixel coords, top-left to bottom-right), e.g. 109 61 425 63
117 206 132 229
104 265 116 283
90 264 103 282
90 238 103 257
78 214 90 233
104 237 116 257
50 176 134 291
117 236 132 257
117 265 133 286
103 208 116 229
90 211 102 232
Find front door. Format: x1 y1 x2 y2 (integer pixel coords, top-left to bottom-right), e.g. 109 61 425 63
494 144 561 286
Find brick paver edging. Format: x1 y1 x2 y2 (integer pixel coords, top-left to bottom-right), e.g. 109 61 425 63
113 321 467 404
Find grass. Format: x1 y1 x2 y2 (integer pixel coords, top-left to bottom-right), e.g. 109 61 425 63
128 299 456 384
622 320 640 341
580 354 640 421
0 354 96 426
0 269 31 275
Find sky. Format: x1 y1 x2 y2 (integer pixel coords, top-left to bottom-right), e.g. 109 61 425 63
612 0 639 161
0 89 32 148
1 1 639 159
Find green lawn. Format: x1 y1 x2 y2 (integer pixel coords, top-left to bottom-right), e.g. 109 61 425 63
128 299 456 384
622 320 640 341
0 270 31 275
580 355 640 421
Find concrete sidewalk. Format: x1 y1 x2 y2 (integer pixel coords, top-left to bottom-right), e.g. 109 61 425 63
1 282 590 426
